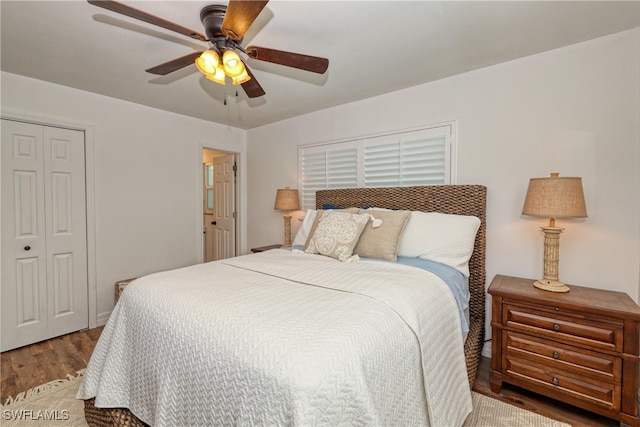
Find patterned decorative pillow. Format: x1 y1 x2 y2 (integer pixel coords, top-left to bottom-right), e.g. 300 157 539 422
303 207 359 249
305 211 370 262
354 209 411 261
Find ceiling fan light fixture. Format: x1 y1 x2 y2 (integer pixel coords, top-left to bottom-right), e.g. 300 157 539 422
205 65 227 85
222 50 244 77
195 49 220 75
86 0 329 98
232 67 251 85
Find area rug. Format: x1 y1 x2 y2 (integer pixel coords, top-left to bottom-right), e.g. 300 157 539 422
2 370 88 427
2 373 570 427
463 392 571 427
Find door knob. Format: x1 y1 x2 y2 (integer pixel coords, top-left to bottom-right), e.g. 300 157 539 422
212 221 217 225
24 246 31 251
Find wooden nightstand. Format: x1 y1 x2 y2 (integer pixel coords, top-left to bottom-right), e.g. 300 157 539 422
489 275 640 427
250 244 282 253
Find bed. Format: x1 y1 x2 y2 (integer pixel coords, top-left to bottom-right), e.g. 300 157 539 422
80 185 487 427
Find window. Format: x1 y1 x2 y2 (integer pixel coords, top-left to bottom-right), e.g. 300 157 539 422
298 123 454 209
204 163 214 214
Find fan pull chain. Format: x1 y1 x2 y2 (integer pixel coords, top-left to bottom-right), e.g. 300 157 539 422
222 91 238 106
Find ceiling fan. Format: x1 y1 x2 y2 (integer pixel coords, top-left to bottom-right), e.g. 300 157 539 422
86 0 329 98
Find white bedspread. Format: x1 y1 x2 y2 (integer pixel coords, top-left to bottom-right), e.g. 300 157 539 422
78 250 472 426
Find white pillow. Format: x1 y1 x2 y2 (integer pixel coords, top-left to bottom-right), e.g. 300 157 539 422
398 211 481 277
292 209 317 247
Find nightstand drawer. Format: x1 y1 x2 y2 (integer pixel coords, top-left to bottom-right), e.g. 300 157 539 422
504 303 623 352
505 354 620 411
504 331 621 383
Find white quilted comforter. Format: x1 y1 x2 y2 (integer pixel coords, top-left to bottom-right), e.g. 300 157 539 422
78 250 472 426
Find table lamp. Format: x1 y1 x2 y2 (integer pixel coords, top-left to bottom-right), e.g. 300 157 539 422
274 187 300 247
522 173 587 292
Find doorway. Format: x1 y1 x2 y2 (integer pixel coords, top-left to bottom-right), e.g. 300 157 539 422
202 148 238 262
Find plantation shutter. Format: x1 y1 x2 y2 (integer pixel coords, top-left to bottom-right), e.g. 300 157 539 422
364 127 449 187
300 141 359 209
299 124 453 209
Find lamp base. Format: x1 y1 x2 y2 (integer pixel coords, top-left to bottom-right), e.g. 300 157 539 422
282 214 292 248
533 279 570 293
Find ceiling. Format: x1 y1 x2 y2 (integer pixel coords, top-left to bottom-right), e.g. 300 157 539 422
2 1 639 130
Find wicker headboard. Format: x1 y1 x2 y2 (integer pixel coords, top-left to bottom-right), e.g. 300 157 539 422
316 185 487 385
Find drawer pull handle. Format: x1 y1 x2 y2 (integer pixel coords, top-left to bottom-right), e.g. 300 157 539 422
553 351 560 359
553 324 560 331
552 377 559 386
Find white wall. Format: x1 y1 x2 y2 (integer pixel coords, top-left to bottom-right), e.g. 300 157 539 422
2 27 638 335
247 27 640 313
1 72 247 322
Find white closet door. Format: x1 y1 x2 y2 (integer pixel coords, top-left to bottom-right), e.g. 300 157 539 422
1 120 88 351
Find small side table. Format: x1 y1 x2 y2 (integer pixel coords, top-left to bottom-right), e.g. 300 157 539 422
250 244 282 253
489 274 640 426
115 278 137 303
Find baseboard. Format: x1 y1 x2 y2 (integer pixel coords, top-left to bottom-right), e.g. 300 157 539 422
96 311 111 327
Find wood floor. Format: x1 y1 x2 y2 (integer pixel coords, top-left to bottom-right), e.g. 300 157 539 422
1 327 102 403
1 328 618 426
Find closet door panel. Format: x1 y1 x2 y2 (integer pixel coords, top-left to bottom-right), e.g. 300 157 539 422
1 121 48 350
43 126 88 337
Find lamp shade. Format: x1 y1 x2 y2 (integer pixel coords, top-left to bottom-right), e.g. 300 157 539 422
232 67 251 85
222 50 244 77
204 65 226 85
195 49 220 75
522 173 587 219
274 187 300 211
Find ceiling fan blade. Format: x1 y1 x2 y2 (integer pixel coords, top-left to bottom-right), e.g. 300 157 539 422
245 46 328 74
87 0 206 41
241 65 266 98
221 0 269 41
146 51 203 75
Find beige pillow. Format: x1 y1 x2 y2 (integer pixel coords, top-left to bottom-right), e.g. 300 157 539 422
303 207 359 249
305 211 370 262
354 209 411 261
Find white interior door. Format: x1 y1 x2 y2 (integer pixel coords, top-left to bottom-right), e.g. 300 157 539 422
212 154 236 260
1 119 88 351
